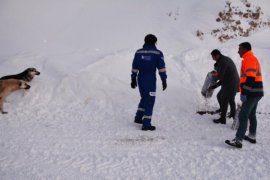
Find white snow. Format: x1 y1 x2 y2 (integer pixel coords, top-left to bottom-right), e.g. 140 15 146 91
0 0 270 179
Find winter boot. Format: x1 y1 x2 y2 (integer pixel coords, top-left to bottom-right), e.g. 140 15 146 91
227 112 235 118
141 119 156 131
213 117 226 124
134 117 143 124
244 135 256 144
225 138 242 148
142 126 156 131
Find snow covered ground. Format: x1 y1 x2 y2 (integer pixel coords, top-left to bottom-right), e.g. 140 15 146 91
0 0 270 179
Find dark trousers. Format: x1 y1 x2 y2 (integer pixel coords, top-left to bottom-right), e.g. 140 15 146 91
236 96 262 140
135 82 156 127
217 89 236 120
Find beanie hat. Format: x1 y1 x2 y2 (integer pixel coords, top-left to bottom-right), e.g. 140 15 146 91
144 34 157 45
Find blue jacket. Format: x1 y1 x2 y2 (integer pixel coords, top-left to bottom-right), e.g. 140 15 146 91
131 44 167 86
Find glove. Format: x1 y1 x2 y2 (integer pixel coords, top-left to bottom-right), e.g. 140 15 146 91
162 80 167 91
208 84 218 90
240 95 247 102
131 78 137 89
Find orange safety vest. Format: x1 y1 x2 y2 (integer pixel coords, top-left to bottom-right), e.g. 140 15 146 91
240 51 263 96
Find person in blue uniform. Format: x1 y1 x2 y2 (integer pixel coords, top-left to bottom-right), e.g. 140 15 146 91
131 34 167 131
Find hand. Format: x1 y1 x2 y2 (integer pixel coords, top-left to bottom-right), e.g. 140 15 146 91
240 95 247 102
162 80 167 91
208 84 218 90
211 71 218 77
131 78 137 89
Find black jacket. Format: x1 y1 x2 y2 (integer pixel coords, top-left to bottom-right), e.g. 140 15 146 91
215 55 239 95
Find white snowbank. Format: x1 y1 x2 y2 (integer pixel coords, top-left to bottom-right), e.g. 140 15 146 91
0 0 270 179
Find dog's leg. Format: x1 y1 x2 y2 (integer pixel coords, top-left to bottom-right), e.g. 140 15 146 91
0 99 8 114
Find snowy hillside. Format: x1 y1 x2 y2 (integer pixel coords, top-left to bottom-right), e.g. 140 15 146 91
0 0 270 179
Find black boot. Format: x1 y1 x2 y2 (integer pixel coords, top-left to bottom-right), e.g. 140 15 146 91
244 135 256 144
142 126 156 131
134 117 143 124
141 119 156 131
213 117 226 124
227 112 235 118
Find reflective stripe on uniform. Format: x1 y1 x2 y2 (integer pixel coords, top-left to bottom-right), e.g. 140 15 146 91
136 50 161 55
149 92 156 96
242 85 264 92
246 68 256 72
241 72 262 78
256 72 262 76
137 108 145 112
158 68 166 73
143 115 152 119
132 69 139 73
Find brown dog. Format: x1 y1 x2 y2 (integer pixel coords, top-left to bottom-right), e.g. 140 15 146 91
0 79 30 114
0 68 40 82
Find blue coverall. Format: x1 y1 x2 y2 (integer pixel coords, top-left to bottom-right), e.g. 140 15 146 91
131 44 167 127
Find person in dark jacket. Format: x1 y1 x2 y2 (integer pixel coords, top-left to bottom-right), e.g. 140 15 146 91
131 34 167 131
209 49 239 124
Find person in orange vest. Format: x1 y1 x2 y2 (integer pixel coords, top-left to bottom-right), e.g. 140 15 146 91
225 42 264 148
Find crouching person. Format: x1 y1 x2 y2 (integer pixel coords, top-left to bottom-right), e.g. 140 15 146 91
131 34 167 131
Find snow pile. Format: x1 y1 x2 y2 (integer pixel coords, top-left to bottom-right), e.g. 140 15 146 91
0 0 270 179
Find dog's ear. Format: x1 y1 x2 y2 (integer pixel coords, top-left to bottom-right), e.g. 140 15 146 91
19 81 22 87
